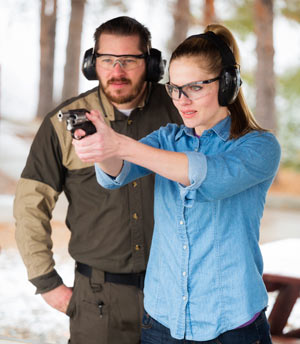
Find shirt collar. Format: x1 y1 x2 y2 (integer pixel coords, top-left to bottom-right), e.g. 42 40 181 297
175 116 231 142
211 116 231 141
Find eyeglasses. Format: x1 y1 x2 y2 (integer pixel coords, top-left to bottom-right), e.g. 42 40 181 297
95 53 146 71
165 77 220 101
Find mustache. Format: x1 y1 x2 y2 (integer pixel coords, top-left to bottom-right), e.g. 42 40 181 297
108 78 131 84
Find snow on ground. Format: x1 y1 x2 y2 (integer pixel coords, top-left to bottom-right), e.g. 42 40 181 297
0 242 300 343
0 248 74 344
261 239 300 334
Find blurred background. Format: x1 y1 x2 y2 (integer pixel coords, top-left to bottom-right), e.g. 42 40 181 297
0 0 300 343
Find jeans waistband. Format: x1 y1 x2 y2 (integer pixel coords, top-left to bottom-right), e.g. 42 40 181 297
76 262 145 290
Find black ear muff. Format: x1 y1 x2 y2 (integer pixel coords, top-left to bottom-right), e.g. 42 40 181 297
82 48 97 80
188 31 242 106
218 65 241 106
146 48 165 82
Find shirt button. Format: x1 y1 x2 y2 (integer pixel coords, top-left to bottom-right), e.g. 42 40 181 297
127 119 133 125
194 148 198 151
183 296 187 301
183 245 187 250
135 244 141 251
179 220 184 225
182 271 186 276
133 213 138 220
132 181 138 188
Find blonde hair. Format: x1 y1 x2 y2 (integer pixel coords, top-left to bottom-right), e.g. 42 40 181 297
170 23 266 139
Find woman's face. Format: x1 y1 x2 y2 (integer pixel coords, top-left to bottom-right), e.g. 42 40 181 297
169 56 228 136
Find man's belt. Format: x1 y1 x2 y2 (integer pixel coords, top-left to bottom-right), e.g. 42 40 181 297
76 262 145 290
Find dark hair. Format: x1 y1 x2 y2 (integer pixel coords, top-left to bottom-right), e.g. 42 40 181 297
170 24 265 139
94 16 151 54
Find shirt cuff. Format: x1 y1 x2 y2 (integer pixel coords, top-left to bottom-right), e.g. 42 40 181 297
178 151 207 206
95 161 131 188
30 269 63 294
186 151 207 189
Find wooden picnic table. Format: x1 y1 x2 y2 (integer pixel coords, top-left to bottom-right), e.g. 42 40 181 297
261 238 300 339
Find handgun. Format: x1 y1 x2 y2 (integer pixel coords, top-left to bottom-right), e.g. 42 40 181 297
57 108 96 139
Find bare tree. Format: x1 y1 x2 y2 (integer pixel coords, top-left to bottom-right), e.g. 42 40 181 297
254 0 276 132
167 0 191 53
203 0 217 27
36 0 57 118
61 0 87 101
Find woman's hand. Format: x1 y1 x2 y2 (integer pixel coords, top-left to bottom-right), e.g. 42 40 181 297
72 110 123 176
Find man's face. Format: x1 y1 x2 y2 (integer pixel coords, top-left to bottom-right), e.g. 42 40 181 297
95 33 147 107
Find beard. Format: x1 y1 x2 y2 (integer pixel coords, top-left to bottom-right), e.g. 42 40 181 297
100 74 146 105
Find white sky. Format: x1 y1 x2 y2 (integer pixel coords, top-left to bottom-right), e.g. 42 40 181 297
0 0 299 121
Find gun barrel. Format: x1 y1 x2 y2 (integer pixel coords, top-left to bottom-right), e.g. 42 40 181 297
56 109 94 139
57 111 65 121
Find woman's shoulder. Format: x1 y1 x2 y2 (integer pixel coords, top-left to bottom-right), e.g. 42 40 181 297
158 123 184 134
242 129 279 143
155 123 184 139
236 129 281 154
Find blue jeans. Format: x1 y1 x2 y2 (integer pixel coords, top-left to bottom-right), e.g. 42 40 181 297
141 311 273 344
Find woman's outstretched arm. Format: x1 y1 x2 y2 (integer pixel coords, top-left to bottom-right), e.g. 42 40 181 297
73 110 190 186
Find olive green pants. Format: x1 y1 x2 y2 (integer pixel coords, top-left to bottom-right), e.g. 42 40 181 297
67 269 144 344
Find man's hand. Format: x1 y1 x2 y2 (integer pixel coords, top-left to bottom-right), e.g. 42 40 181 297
41 284 73 314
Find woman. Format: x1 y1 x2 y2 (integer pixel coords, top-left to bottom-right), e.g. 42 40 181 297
73 24 280 343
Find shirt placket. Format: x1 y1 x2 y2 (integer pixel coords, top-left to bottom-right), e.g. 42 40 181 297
175 134 201 338
175 203 190 338
126 113 146 272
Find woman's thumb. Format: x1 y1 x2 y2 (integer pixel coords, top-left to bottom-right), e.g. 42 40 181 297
87 110 106 131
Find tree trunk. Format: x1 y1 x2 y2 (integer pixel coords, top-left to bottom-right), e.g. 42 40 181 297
61 0 86 101
167 0 190 54
36 0 57 119
254 0 276 132
203 0 217 27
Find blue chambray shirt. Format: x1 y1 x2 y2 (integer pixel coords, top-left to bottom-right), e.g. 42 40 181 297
95 116 281 341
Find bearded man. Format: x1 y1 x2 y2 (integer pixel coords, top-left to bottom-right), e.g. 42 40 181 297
14 16 182 344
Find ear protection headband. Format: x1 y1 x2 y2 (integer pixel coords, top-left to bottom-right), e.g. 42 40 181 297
188 31 242 106
82 46 165 83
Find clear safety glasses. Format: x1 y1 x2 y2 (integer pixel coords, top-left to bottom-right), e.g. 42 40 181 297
95 53 146 71
165 77 220 101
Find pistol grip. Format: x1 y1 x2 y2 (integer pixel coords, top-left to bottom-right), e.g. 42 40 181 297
71 121 97 139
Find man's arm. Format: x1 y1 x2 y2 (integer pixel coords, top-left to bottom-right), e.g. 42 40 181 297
13 116 72 313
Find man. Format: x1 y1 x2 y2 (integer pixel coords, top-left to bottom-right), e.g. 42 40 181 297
14 16 182 344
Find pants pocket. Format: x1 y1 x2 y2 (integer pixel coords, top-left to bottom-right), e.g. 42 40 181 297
66 286 76 318
141 311 153 330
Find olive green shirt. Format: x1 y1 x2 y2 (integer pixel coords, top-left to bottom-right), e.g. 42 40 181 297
14 83 182 293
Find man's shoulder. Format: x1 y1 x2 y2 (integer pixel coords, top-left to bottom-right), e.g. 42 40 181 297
149 82 167 95
46 86 99 120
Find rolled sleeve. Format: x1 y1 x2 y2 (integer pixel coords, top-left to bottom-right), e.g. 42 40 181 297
186 151 208 189
178 151 207 206
178 151 207 191
94 161 131 189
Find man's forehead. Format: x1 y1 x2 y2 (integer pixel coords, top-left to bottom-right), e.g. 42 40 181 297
98 33 140 48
